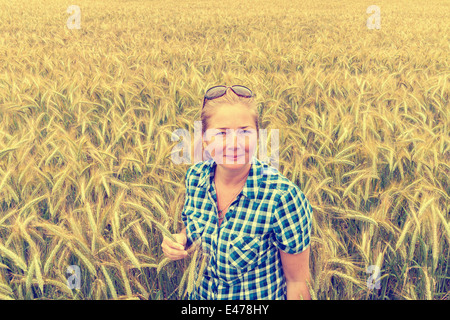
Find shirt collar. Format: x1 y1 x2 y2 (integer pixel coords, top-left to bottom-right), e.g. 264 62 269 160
197 155 264 200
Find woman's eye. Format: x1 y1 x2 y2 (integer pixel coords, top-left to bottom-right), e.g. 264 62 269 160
214 130 253 136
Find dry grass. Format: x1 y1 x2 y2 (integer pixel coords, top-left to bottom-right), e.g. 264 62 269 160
0 0 449 300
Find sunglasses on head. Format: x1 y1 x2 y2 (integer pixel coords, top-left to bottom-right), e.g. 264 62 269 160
202 85 253 109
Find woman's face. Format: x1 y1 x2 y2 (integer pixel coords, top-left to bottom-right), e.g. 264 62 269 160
202 104 258 168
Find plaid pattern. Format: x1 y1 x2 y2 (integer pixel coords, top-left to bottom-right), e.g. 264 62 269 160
181 155 313 300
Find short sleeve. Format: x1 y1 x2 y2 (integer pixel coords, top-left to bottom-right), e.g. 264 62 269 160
271 186 313 254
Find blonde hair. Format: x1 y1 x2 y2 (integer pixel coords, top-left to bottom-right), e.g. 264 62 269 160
199 87 260 161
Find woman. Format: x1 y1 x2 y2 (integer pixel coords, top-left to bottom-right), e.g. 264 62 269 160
161 85 313 300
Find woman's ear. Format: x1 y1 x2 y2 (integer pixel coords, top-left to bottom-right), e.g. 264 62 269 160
202 140 212 160
202 140 208 156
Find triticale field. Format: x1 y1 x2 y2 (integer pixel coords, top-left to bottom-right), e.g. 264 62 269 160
0 0 448 300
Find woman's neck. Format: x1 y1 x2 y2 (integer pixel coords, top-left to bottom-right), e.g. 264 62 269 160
214 163 251 188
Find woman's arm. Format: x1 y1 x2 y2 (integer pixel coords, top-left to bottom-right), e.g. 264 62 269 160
279 247 311 300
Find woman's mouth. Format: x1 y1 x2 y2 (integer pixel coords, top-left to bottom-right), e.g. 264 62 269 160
224 154 245 163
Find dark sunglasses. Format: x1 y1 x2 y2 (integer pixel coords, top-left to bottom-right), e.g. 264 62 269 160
202 85 253 109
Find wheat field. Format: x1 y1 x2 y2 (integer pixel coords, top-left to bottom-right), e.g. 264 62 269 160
0 0 448 300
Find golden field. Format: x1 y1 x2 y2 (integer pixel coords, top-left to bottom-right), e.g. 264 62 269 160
0 0 448 300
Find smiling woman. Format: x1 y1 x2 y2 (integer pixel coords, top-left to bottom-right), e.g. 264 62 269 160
200 85 260 168
161 85 313 300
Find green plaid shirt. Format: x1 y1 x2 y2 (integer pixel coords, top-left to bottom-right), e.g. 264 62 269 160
181 155 313 300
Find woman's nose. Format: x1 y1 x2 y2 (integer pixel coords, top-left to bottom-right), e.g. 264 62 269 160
225 130 242 147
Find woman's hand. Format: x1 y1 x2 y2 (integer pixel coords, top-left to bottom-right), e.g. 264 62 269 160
161 229 188 261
